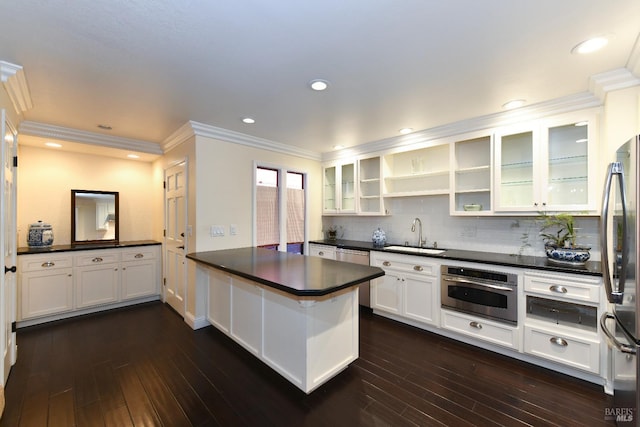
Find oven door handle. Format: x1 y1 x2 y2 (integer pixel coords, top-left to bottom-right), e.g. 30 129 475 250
442 276 514 292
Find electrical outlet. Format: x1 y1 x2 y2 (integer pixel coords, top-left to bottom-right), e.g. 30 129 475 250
230 224 237 235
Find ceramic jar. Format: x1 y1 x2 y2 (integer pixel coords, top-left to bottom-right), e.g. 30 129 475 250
28 220 54 247
372 228 387 247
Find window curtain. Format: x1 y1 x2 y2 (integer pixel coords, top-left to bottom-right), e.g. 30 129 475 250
256 186 279 246
287 188 305 243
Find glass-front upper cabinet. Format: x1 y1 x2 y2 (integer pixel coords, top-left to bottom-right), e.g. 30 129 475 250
494 110 598 213
322 161 357 215
450 133 492 215
358 156 384 215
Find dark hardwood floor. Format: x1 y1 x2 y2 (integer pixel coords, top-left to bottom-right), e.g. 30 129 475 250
1 301 614 426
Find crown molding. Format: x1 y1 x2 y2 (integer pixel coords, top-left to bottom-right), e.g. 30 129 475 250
0 61 33 114
589 67 640 101
163 120 322 161
19 121 163 154
627 32 640 77
322 91 603 162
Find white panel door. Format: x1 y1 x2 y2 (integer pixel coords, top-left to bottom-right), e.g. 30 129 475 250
1 113 17 383
164 161 187 316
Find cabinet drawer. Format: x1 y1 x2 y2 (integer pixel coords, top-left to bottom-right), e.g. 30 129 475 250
121 247 157 262
19 254 73 272
75 251 120 266
441 309 519 350
524 323 600 374
371 252 438 276
524 272 601 304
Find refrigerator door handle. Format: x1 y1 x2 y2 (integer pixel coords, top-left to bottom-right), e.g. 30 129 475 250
600 312 636 354
600 162 627 304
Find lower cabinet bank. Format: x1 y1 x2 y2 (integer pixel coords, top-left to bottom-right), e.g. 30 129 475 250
369 251 609 392
17 243 162 327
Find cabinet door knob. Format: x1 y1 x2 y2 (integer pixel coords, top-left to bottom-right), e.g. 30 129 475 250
92 257 103 263
318 251 324 256
41 261 55 268
469 321 483 329
4 265 16 274
550 336 568 347
382 261 391 266
413 265 423 271
549 285 567 294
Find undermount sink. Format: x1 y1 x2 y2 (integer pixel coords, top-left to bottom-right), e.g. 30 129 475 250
384 245 446 255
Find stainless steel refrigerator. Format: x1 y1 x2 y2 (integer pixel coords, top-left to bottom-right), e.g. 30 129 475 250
601 135 640 426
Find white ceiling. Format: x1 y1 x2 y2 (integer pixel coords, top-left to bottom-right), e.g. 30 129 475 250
1 1 639 157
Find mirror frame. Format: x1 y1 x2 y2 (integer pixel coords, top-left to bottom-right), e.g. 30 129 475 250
71 189 119 245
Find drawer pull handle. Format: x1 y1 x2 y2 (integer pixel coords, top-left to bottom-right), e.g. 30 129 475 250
413 265 423 271
92 257 103 263
550 337 568 347
382 261 391 266
134 253 144 259
318 251 324 256
469 321 482 330
549 285 568 294
41 262 55 268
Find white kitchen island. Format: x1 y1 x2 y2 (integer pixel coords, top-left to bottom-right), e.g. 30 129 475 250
186 247 384 394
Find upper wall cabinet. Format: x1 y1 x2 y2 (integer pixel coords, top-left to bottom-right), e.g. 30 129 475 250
450 133 493 215
382 143 450 197
358 156 385 215
494 110 598 213
323 161 357 215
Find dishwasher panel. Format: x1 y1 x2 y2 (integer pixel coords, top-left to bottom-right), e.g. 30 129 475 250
336 248 370 307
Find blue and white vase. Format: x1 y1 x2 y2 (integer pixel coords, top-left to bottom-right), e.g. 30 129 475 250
545 244 590 265
372 228 387 247
28 221 54 247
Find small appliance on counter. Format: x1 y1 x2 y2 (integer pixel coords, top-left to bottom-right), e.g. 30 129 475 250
27 220 54 247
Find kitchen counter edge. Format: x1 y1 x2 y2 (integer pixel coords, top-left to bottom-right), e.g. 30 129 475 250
310 239 602 277
17 240 162 255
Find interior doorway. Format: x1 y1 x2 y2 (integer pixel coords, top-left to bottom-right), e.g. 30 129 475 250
164 161 187 317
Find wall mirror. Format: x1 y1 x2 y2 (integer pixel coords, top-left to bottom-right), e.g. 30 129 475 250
71 190 119 245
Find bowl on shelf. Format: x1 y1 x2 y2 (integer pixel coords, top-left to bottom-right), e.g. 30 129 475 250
463 204 482 211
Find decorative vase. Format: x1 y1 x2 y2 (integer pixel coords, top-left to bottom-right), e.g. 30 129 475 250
28 220 54 247
544 244 591 265
372 228 387 247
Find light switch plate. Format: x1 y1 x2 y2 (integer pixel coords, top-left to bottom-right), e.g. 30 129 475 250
210 225 225 237
230 224 237 235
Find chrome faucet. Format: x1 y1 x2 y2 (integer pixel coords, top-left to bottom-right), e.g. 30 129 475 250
411 217 426 247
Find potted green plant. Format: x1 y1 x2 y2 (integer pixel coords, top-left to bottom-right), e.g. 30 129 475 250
538 213 591 264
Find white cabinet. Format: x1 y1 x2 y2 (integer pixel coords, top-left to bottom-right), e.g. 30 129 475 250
18 253 74 320
441 309 520 350
523 270 602 374
370 251 439 326
494 110 598 213
450 133 493 215
358 156 384 215
383 143 450 197
17 244 162 325
76 251 120 309
323 161 356 214
308 243 336 260
121 248 159 300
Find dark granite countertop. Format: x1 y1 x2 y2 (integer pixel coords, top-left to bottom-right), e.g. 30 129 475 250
310 239 602 277
17 240 162 255
187 247 385 297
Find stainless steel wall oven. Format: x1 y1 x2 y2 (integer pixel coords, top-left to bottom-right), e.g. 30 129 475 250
441 265 518 324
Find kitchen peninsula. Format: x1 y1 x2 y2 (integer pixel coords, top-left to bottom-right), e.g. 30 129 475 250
186 247 384 393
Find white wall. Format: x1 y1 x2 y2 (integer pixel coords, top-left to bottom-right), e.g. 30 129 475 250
17 145 157 246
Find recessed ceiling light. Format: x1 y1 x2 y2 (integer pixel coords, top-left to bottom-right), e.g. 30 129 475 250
333 144 344 150
127 154 140 159
399 128 413 135
309 79 330 91
45 142 62 148
502 99 526 110
242 117 256 124
571 36 609 54
97 124 112 130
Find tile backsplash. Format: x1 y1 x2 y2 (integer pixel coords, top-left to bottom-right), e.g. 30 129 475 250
322 195 600 258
